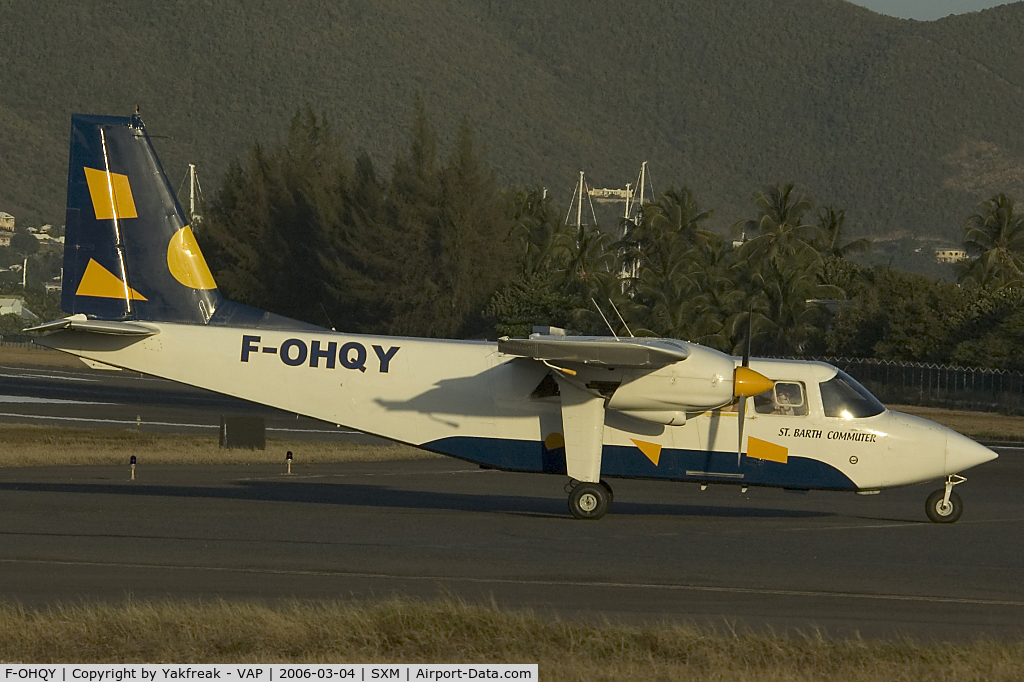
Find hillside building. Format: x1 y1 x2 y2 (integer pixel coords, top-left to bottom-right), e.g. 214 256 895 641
0 297 40 323
935 248 968 264
0 212 13 248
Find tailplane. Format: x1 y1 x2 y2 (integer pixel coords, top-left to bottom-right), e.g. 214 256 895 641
62 113 221 324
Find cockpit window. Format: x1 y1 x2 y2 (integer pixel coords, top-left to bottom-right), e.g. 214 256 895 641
819 370 885 419
753 381 808 416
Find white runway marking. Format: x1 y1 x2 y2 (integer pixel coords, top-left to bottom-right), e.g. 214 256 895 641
1 557 1021 608
775 515 1024 533
0 370 97 382
0 394 114 405
0 412 215 428
238 468 481 482
0 411 358 435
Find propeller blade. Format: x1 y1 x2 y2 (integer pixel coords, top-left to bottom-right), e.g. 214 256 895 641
738 306 754 468
737 395 745 469
743 307 753 367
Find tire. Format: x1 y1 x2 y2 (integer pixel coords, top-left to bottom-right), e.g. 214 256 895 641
925 489 963 524
569 483 611 520
599 479 614 502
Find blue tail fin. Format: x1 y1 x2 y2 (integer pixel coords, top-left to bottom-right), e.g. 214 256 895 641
62 113 222 324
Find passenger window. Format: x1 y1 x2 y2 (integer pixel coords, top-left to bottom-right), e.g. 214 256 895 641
753 382 808 416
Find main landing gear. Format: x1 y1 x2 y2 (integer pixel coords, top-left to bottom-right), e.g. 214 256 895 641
566 479 613 520
925 474 966 524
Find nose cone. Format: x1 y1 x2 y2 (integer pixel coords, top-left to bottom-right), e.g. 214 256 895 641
946 431 998 474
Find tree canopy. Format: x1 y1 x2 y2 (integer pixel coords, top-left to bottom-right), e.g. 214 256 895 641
199 109 1024 372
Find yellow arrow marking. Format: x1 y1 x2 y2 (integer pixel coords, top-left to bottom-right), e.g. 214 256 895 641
75 258 147 300
747 436 788 463
631 439 662 466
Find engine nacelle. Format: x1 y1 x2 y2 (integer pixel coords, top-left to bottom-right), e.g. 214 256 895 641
606 345 737 412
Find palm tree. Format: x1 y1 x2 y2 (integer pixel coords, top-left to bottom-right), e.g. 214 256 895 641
736 259 842 356
733 183 820 269
508 189 571 278
616 188 713 295
961 193 1024 289
814 207 871 259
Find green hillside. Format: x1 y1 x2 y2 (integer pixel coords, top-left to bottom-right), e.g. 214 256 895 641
1 0 1023 239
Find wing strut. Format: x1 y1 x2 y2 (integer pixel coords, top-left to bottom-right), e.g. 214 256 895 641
555 376 605 483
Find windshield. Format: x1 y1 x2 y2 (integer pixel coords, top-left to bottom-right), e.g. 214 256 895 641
819 370 885 419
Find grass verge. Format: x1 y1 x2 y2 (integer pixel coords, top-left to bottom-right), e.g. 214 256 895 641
890 404 1024 442
0 344 83 369
0 424 435 466
0 597 1020 680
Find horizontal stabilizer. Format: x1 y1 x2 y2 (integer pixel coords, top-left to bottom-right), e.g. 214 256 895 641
498 336 689 368
25 314 158 337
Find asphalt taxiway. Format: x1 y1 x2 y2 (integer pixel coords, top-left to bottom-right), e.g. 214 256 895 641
0 452 1020 640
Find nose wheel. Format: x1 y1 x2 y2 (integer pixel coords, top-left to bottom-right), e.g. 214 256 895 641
925 475 965 523
568 481 612 520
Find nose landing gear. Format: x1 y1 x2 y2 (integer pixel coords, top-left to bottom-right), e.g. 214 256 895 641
925 474 966 523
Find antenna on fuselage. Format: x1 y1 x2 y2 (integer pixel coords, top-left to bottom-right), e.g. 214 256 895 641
318 303 337 331
608 299 634 338
591 298 619 340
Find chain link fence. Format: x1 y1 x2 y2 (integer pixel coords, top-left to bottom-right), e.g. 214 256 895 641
813 357 1024 414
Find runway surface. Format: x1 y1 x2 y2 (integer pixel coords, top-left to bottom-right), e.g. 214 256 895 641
0 453 1021 640
1 358 1022 639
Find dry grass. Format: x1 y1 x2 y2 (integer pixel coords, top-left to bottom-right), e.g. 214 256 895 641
0 597 1019 680
891 404 1024 441
0 423 436 467
0 344 83 369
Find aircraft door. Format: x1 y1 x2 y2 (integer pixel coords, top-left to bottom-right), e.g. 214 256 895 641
745 381 810 471
692 400 744 476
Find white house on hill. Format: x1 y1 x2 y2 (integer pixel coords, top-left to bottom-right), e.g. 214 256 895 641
0 297 40 323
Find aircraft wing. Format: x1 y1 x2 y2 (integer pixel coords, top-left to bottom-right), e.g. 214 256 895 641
498 336 689 368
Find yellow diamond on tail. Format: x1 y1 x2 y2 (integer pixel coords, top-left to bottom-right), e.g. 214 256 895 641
75 258 147 300
631 439 662 466
83 167 138 221
747 437 788 463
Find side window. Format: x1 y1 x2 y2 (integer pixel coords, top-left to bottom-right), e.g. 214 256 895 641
753 381 808 416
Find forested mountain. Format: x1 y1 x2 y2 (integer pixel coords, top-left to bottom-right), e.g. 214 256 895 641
2 0 1024 239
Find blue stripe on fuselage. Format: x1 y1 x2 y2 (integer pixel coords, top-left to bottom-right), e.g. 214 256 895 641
420 436 856 491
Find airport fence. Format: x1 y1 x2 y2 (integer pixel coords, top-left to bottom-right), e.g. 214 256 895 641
0 337 36 346
812 357 1024 414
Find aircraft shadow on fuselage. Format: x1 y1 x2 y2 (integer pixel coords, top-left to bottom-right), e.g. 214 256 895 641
374 362 541 418
0 479 832 519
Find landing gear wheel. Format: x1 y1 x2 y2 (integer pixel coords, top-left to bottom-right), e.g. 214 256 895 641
568 483 611 520
925 489 963 524
599 479 614 502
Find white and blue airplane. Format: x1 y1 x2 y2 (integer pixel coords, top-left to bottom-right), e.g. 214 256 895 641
30 113 997 521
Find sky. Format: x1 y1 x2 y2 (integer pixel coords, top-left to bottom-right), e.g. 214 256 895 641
848 0 1017 20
